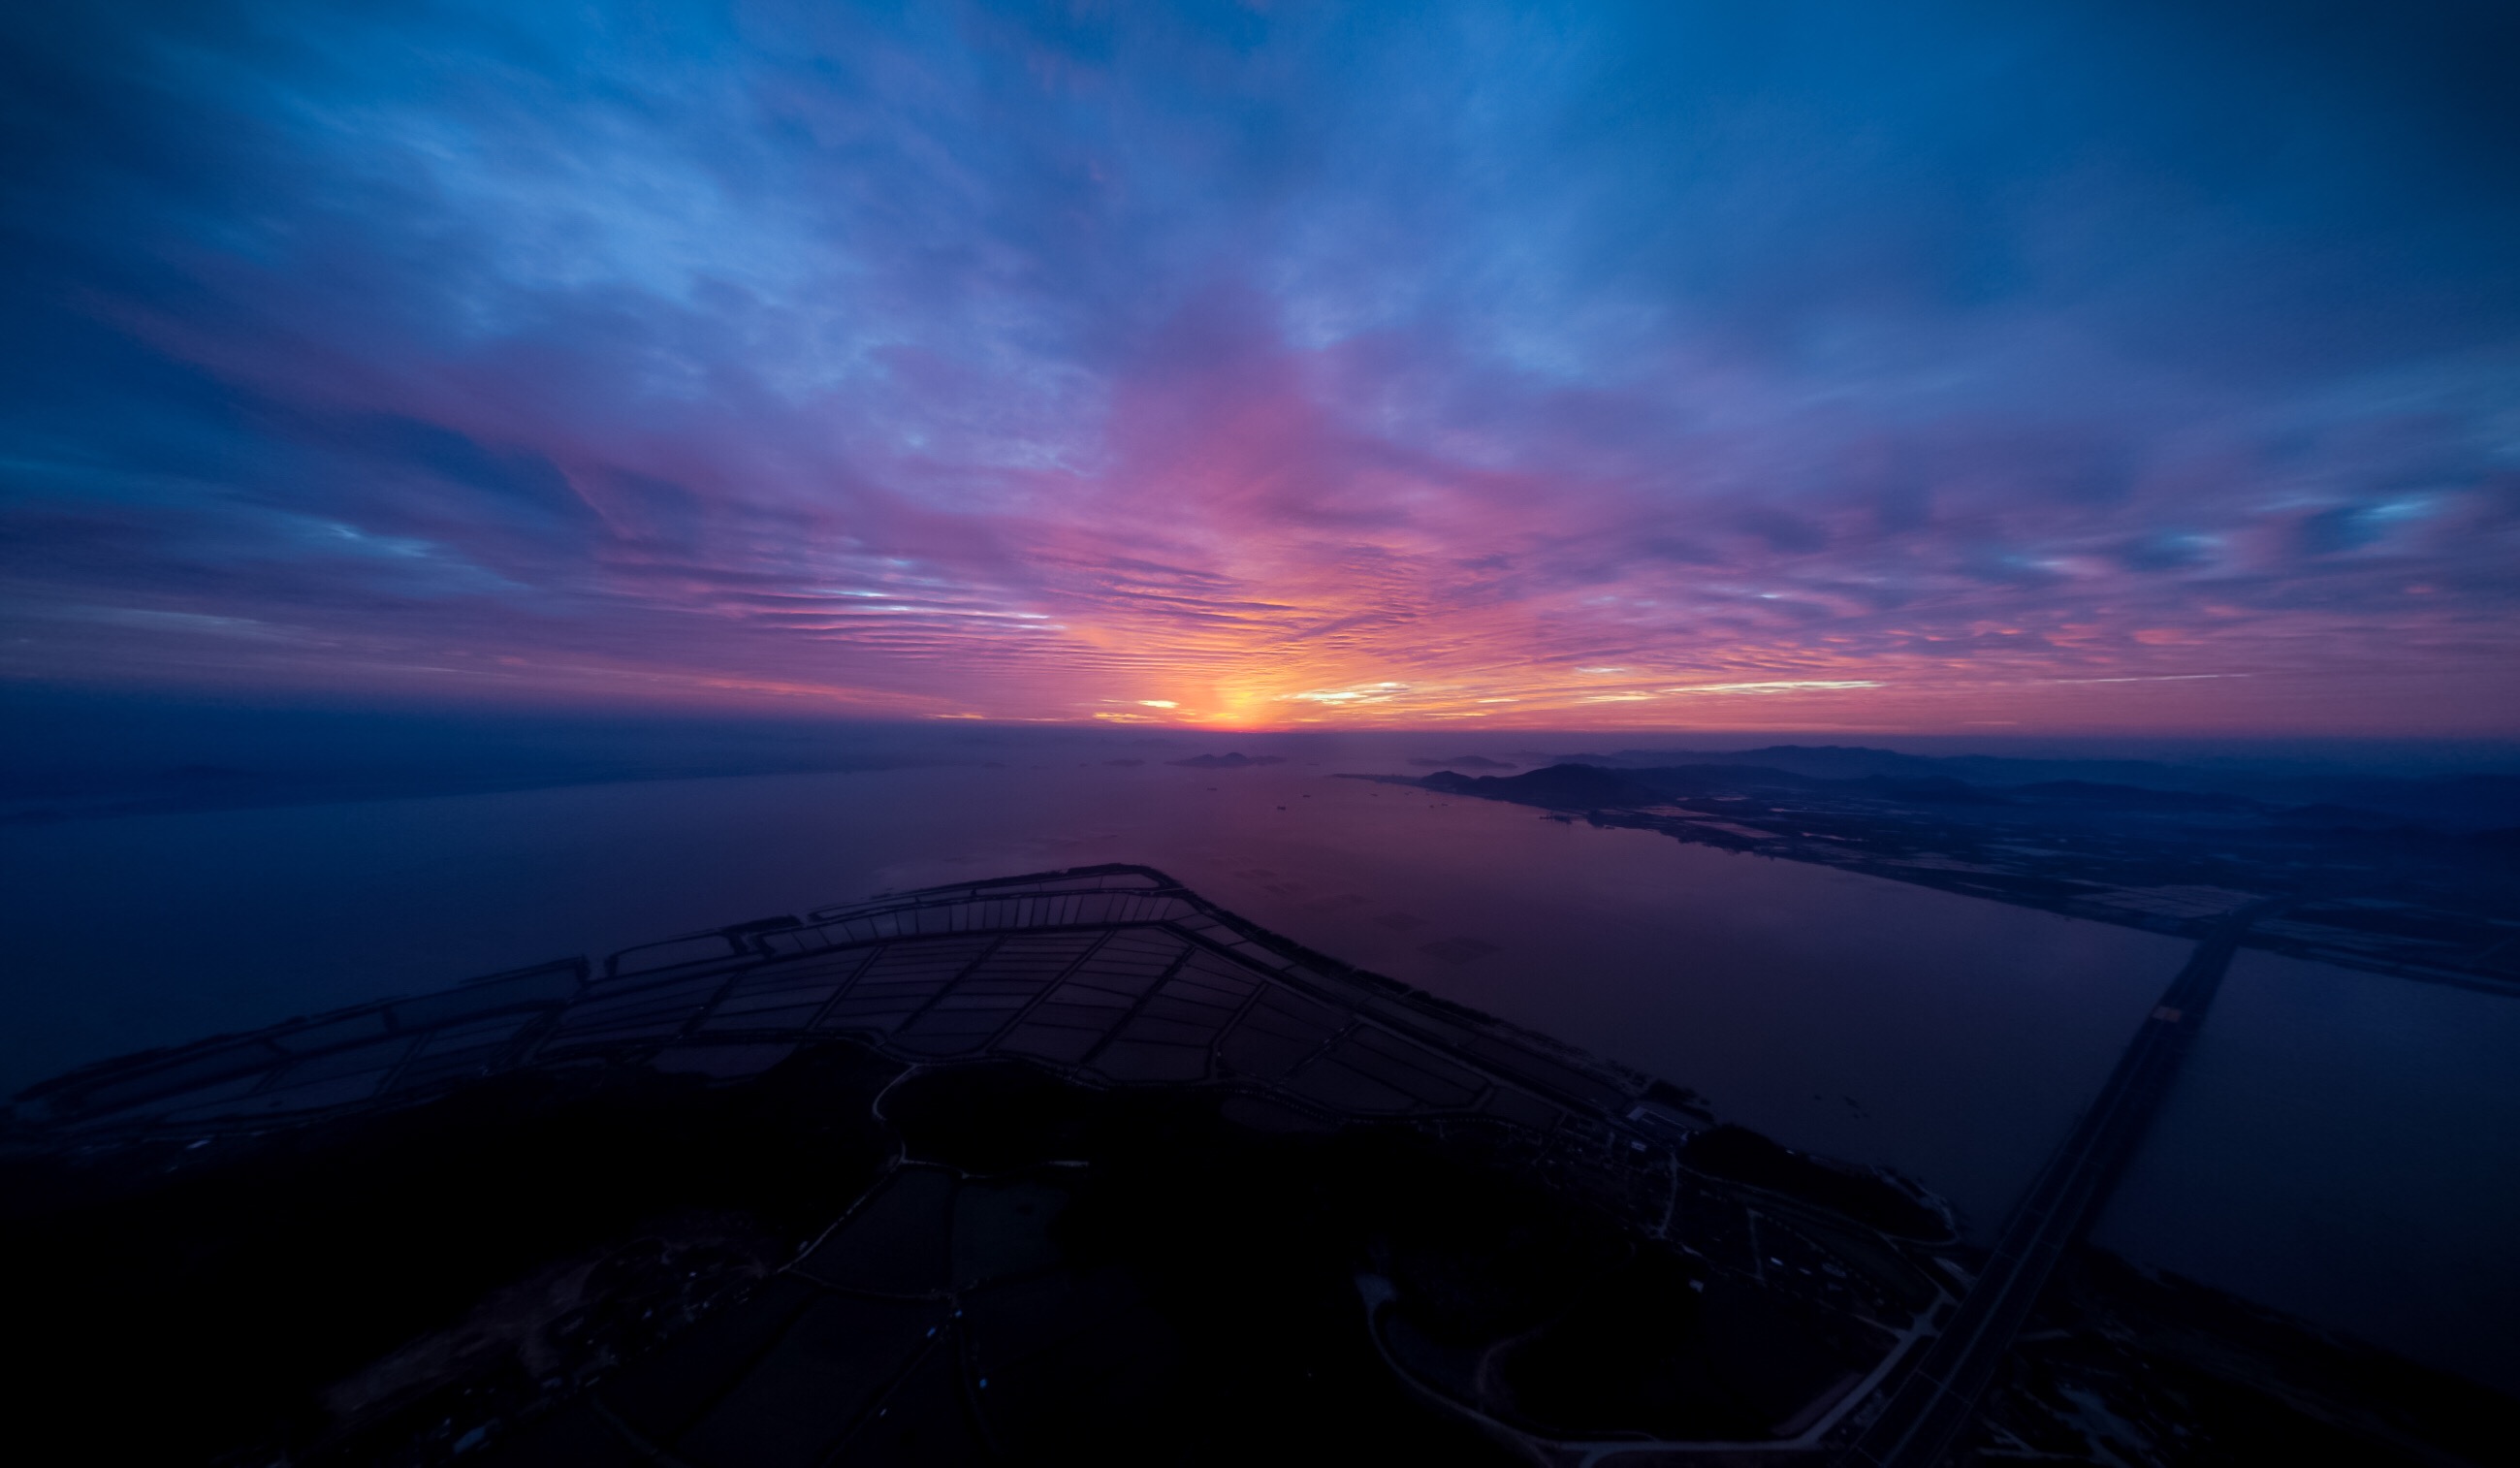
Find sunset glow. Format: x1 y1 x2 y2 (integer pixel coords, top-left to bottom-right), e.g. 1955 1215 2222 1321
3 3 2514 733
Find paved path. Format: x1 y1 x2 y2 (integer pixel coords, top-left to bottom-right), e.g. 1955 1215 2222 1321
1839 901 2281 1468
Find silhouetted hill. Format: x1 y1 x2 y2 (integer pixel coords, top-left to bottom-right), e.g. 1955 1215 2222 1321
1419 764 1667 808
1429 763 2007 810
1608 764 1820 794
2266 804 2421 831
2012 781 2262 814
1834 775 2006 806
1560 745 1949 782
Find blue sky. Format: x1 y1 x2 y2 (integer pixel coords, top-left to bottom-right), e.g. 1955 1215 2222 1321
2 1 2514 730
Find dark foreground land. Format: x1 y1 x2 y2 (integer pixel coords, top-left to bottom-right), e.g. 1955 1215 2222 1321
4 867 2504 1465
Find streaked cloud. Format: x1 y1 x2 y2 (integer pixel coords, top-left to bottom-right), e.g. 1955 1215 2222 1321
0 1 2514 731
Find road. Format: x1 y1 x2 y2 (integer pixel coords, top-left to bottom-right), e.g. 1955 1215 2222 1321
1838 900 2281 1468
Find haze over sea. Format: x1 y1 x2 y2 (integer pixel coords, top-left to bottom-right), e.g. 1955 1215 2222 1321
5 714 2515 1393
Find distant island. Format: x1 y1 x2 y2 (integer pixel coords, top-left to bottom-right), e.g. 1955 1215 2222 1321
1167 751 1287 768
1361 747 2520 994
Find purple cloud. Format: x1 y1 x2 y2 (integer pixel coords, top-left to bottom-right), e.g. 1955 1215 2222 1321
1 1 2514 731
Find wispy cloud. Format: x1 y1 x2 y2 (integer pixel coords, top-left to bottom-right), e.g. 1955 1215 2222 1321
1 1 2514 731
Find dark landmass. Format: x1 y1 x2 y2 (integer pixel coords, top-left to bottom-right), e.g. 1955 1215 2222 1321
2010 782 2266 814
1376 750 2520 992
1167 750 1286 768
1681 1124 1946 1238
1423 762 1669 810
4 1056 890 1464
1977 1251 2510 1467
1411 754 1518 770
5 866 2504 1465
1547 745 2520 829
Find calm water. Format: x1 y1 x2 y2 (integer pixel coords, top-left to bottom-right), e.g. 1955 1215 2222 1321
3 757 2514 1389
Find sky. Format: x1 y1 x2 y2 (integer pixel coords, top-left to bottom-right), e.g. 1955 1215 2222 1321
1 1 2515 734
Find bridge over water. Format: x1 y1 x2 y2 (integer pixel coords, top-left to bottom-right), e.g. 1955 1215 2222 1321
1840 901 2281 1467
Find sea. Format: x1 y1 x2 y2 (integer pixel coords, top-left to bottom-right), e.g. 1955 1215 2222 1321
4 747 2514 1392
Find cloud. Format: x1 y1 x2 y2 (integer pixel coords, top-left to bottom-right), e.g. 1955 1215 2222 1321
0 0 2514 731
